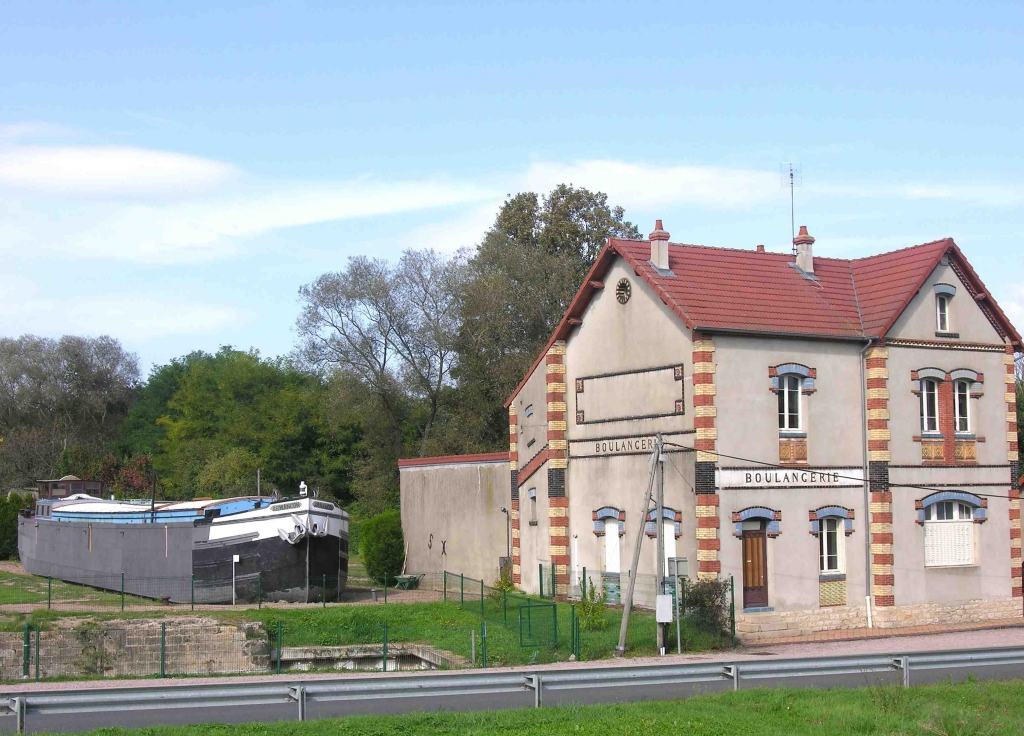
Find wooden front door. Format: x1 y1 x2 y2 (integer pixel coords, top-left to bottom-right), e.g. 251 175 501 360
742 530 768 608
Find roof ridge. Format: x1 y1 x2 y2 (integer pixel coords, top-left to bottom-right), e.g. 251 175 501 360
850 237 953 262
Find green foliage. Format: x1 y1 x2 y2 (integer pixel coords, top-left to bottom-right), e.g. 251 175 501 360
360 509 405 584
576 577 607 631
683 577 731 635
0 492 32 560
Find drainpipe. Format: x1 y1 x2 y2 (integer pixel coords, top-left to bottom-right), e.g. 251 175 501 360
859 338 873 628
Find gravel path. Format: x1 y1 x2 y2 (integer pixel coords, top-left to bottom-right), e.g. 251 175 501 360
4 623 1022 694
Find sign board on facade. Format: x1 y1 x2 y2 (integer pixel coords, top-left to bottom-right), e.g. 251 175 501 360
716 467 865 489
569 432 691 459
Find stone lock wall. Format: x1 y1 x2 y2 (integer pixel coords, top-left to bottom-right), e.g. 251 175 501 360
0 619 269 680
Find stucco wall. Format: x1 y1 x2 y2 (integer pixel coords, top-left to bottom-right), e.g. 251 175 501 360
887 261 1004 343
400 460 509 583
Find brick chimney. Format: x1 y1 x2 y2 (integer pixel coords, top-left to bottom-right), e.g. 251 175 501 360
794 225 815 274
649 220 670 270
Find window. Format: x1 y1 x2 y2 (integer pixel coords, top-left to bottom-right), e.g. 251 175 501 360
528 488 538 524
818 518 845 574
778 375 801 431
920 379 939 433
604 519 620 573
954 379 970 433
924 501 974 566
936 295 950 332
524 404 534 418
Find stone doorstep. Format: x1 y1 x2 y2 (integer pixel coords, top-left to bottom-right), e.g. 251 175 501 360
739 617 1024 646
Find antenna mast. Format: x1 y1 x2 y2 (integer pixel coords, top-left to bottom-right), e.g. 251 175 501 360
780 163 802 253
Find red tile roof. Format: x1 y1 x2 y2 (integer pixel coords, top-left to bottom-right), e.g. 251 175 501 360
398 452 508 469
505 234 1021 407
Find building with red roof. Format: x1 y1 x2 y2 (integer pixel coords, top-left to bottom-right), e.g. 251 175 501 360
401 222 1021 639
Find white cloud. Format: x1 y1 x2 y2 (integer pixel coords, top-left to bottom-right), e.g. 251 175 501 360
402 201 501 253
815 182 1024 207
0 145 238 197
0 275 247 339
522 160 782 209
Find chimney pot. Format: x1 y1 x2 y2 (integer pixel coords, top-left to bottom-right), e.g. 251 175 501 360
794 225 815 273
756 244 765 253
649 220 670 270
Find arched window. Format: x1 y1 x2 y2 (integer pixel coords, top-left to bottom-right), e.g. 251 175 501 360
593 507 624 574
778 375 801 431
818 518 845 574
920 379 939 433
936 294 950 332
920 493 982 567
954 379 971 433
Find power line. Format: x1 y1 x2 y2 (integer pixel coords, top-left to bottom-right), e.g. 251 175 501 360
661 441 1020 501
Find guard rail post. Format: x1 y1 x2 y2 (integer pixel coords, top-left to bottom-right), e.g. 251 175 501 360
120 572 125 612
160 623 166 678
22 621 29 678
276 621 282 675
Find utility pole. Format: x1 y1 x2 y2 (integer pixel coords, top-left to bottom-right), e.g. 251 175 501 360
655 439 666 652
616 434 662 657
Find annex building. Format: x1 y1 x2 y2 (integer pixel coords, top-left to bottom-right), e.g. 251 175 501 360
400 222 1022 637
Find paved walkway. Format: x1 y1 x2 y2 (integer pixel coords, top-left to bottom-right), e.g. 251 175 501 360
744 616 1024 646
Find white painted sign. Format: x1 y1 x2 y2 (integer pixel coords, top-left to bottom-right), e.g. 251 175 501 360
570 433 690 458
717 467 864 489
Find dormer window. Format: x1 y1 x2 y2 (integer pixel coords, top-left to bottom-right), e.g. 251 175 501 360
778 374 801 431
936 295 950 332
920 379 939 433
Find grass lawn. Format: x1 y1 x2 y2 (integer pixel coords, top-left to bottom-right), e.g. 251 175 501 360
68 679 1024 735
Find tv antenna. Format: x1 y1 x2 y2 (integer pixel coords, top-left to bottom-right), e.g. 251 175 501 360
780 163 802 254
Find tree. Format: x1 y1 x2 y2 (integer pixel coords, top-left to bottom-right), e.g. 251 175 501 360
0 335 140 490
454 185 641 447
360 509 405 584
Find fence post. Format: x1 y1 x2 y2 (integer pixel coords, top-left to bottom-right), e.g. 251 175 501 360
552 602 558 647
383 573 388 604
502 588 507 624
47 577 52 610
551 565 556 599
460 573 464 605
729 575 736 646
120 572 125 612
323 574 327 608
480 579 485 618
443 571 447 602
191 574 195 611
570 605 575 657
481 621 487 668
160 623 166 678
582 567 586 600
258 571 262 610
538 564 543 598
276 622 282 675
34 625 40 681
681 576 687 617
22 621 29 678
382 621 388 672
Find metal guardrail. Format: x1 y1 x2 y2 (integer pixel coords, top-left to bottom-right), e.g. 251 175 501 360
3 645 1024 732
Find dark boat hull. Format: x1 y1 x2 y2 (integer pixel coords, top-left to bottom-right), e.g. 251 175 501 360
18 516 348 604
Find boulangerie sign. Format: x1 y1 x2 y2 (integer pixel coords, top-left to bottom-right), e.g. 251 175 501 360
717 467 865 489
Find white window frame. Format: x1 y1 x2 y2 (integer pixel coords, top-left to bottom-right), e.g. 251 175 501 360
920 379 939 434
778 374 802 432
818 517 846 574
924 501 975 567
936 294 950 332
604 519 621 573
954 379 971 434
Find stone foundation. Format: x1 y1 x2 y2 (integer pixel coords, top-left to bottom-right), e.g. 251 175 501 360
737 597 1023 642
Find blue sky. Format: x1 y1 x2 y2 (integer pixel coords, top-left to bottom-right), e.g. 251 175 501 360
2 1 1023 372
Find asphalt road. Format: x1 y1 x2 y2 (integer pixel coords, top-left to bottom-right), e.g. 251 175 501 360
2 652 1023 733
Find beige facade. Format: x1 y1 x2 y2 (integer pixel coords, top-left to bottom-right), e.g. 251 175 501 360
399 226 1021 637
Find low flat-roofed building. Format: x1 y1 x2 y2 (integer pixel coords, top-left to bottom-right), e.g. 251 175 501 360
36 475 104 499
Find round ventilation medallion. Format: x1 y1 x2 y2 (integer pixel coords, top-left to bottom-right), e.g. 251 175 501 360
615 278 631 304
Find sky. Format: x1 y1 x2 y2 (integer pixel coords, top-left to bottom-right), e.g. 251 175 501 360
2 1 1023 373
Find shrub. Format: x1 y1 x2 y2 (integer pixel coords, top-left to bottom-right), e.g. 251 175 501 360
683 577 731 635
360 509 404 584
576 576 607 631
0 492 32 560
